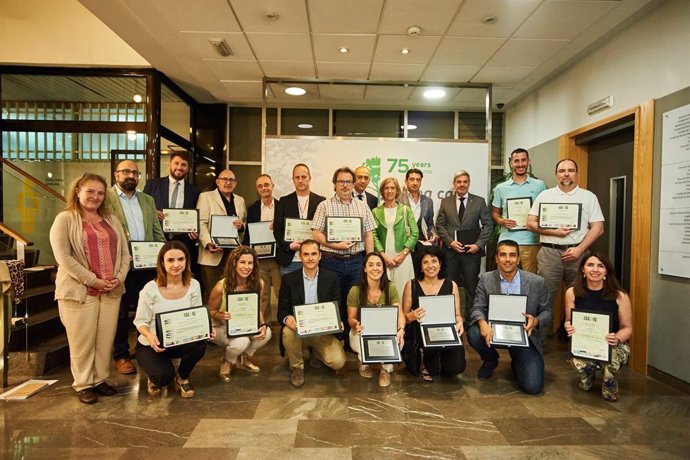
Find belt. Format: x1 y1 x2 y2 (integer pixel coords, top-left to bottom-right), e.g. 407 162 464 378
540 242 578 250
321 251 362 261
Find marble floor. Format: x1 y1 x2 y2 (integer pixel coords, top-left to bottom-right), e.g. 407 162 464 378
2 330 689 459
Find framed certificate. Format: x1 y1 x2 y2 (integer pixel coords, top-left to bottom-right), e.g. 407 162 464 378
210 214 241 247
248 221 276 259
226 291 260 337
359 307 401 364
326 216 363 242
418 295 462 348
570 309 612 363
162 209 199 233
284 218 313 242
505 197 532 231
293 301 343 337
129 241 164 270
488 294 529 347
155 305 211 348
538 203 582 230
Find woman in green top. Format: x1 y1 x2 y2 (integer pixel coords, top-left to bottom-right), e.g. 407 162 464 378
347 252 406 387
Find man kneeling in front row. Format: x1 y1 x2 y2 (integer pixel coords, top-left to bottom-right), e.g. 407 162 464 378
467 239 551 394
278 239 346 387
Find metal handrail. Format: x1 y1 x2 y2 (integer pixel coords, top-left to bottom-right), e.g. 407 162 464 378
1 158 66 203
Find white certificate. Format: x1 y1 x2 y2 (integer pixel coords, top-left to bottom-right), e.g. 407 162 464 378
294 301 342 337
248 221 275 244
538 203 582 230
129 241 164 270
162 209 199 233
226 291 260 337
491 323 528 347
505 197 532 230
326 216 363 242
418 295 456 325
155 306 210 348
210 214 240 247
427 326 455 341
367 338 395 357
360 306 398 336
571 310 612 362
360 335 401 363
284 218 313 242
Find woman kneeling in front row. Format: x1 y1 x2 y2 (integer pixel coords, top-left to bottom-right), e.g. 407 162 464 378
134 241 209 398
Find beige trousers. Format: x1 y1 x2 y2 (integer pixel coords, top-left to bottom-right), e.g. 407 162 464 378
259 258 282 323
519 244 540 274
212 324 272 364
58 294 120 391
282 327 346 371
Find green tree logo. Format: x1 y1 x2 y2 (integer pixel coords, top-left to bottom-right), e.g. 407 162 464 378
362 156 381 197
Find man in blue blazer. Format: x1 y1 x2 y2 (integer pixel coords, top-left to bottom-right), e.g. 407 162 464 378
467 239 551 394
400 168 437 245
143 152 201 281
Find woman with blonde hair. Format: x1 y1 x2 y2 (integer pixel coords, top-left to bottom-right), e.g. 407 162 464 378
49 173 130 404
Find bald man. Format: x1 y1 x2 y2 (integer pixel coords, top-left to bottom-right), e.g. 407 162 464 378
353 166 378 210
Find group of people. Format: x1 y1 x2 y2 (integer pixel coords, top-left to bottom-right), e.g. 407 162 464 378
49 148 632 405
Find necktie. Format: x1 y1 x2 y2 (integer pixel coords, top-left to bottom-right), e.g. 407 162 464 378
458 196 465 223
358 194 364 201
171 181 180 209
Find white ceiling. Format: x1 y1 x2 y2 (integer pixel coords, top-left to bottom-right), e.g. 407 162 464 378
78 0 657 110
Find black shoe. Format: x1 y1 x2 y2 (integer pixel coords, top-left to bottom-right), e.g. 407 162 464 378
78 388 98 404
93 382 117 396
477 361 498 380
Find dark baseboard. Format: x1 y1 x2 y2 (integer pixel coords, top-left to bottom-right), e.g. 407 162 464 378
648 366 690 395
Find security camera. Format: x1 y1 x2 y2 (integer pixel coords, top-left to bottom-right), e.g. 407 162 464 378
496 103 505 109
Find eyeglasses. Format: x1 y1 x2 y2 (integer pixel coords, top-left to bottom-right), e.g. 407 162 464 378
115 169 141 177
217 177 237 183
335 180 353 186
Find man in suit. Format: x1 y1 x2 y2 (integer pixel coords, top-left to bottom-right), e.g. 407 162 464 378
353 166 378 210
273 164 325 276
243 174 281 322
143 151 201 281
278 240 346 388
436 170 493 316
400 168 437 247
466 239 551 394
197 169 247 300
105 160 165 374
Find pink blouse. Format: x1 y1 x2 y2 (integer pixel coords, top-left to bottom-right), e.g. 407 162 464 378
82 220 118 296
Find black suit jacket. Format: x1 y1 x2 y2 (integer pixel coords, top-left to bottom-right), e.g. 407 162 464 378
354 191 378 210
277 267 340 325
242 198 279 246
143 176 200 211
273 191 326 266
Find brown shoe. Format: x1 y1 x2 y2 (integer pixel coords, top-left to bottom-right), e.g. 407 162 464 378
378 369 391 387
93 382 117 396
146 378 161 396
77 388 97 404
173 375 195 398
290 368 305 388
115 358 136 375
358 363 373 379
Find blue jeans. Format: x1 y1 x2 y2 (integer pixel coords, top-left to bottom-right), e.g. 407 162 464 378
467 323 544 395
280 261 303 277
319 253 363 339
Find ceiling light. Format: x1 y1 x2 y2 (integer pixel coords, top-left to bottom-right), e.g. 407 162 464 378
209 39 233 57
285 87 306 96
401 124 417 130
126 130 137 141
338 47 349 54
264 11 279 20
132 94 143 103
423 88 446 99
482 15 497 25
400 48 410 55
297 123 313 129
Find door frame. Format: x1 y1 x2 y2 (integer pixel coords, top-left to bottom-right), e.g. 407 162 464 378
559 99 654 375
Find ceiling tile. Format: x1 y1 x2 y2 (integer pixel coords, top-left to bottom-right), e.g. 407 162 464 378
178 32 254 60
313 34 376 63
514 0 620 40
421 64 481 82
370 63 426 81
432 37 505 65
317 62 370 80
319 85 366 102
487 38 568 66
220 80 264 98
309 0 383 33
452 87 490 109
205 59 264 80
374 35 442 64
447 0 540 38
379 0 463 35
261 61 316 79
365 86 414 101
229 0 308 33
246 33 312 61
472 65 535 86
149 0 241 32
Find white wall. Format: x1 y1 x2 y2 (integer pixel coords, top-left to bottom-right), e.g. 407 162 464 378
505 0 690 152
0 0 148 66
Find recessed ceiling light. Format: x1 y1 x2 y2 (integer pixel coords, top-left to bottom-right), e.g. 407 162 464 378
132 94 143 103
338 47 349 54
400 48 411 55
401 124 417 130
423 88 446 99
482 15 497 25
297 123 313 129
285 87 306 96
126 130 137 141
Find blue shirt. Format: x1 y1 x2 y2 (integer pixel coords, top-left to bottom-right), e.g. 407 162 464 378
303 269 319 304
115 186 145 241
499 270 521 295
492 176 547 245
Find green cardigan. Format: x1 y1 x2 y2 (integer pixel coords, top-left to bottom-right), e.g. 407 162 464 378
105 186 165 242
372 203 419 253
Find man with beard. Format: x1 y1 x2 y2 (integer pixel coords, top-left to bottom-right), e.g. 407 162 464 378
400 168 437 248
527 159 604 336
106 160 165 374
491 149 546 273
143 152 201 281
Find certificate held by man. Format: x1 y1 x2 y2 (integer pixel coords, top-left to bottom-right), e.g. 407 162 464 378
570 309 612 362
284 218 313 242
155 305 211 348
294 301 343 337
162 208 199 233
326 216 363 242
505 197 532 230
226 291 260 337
538 203 582 230
210 214 241 247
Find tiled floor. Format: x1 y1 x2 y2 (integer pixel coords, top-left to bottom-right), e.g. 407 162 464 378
2 331 689 459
